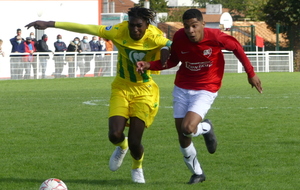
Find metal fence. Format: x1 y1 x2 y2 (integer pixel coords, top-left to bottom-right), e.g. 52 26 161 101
0 51 294 80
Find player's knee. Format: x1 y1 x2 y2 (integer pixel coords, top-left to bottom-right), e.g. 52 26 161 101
182 123 195 137
108 130 123 144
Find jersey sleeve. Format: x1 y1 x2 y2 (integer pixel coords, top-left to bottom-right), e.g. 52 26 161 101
217 32 255 78
55 22 102 37
149 47 179 70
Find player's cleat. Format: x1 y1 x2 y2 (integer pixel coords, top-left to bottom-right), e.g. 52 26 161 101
109 146 128 171
188 174 206 184
203 119 217 154
131 168 145 183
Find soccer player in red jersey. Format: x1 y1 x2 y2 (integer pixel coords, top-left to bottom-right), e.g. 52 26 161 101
137 9 263 184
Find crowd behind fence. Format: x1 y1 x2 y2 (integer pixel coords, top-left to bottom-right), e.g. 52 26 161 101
0 50 294 80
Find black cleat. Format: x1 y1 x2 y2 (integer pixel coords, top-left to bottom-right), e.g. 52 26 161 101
203 119 217 154
188 174 206 184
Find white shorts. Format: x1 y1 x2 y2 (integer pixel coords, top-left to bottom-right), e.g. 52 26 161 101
172 85 218 119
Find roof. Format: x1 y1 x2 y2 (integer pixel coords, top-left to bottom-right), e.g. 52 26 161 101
114 0 135 13
157 21 287 48
230 21 287 46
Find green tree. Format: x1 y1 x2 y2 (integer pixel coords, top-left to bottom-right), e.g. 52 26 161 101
135 0 168 13
262 0 300 71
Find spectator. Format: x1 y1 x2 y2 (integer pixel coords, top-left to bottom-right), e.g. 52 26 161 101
89 36 103 77
29 32 38 48
66 37 82 78
104 38 113 51
0 39 4 57
95 37 106 76
102 38 113 76
24 37 37 79
54 34 67 78
10 32 25 80
37 34 52 79
80 35 92 76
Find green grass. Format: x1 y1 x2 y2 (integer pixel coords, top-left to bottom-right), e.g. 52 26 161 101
0 72 299 190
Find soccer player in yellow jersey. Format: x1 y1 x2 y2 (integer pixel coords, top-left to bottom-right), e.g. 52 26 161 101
25 7 172 183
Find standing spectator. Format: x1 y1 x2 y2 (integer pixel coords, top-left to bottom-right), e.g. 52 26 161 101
89 36 103 77
103 38 113 76
54 34 67 78
66 37 82 78
37 34 52 79
93 37 106 76
0 39 4 57
29 32 38 48
28 32 38 78
10 33 25 80
104 38 113 51
24 37 36 79
80 35 92 76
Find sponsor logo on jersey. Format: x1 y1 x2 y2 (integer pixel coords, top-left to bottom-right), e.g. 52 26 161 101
105 26 112 30
185 61 212 71
128 50 146 63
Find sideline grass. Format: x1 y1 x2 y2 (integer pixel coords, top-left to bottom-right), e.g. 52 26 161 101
0 72 299 190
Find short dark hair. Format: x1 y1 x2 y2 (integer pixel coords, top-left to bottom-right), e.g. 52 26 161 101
182 9 203 22
128 6 156 24
42 34 48 39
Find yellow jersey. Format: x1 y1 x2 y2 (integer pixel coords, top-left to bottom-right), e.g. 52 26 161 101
55 21 172 83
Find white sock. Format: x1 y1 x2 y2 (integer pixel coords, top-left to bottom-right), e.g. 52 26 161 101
180 142 203 175
185 122 211 137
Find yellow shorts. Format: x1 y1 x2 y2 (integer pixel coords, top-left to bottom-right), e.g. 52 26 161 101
109 77 159 128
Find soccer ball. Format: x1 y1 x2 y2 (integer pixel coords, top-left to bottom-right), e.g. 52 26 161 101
39 178 68 190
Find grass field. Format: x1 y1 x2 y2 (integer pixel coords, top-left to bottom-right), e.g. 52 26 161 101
0 72 299 190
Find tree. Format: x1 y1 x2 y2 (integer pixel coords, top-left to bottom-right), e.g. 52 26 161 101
135 0 168 13
262 0 300 71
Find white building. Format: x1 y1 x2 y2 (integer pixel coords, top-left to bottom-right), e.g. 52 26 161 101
0 0 100 78
167 0 198 7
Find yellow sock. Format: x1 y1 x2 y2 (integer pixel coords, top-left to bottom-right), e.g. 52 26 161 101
115 137 128 150
132 153 144 169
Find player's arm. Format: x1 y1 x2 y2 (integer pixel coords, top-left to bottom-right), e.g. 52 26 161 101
160 40 172 67
219 34 263 93
25 21 101 37
136 54 179 74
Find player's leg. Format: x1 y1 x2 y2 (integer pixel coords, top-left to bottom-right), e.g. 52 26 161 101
183 90 218 154
128 117 146 183
126 81 159 183
173 86 208 184
175 118 205 184
108 116 128 171
108 80 131 171
184 113 216 154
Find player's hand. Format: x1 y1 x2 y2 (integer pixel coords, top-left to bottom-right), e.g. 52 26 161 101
25 21 55 30
248 74 263 93
160 48 170 68
136 61 150 74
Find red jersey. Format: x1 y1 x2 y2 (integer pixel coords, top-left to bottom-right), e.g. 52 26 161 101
149 28 255 92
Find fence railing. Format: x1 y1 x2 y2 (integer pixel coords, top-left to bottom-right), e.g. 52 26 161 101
0 51 294 80
161 51 294 74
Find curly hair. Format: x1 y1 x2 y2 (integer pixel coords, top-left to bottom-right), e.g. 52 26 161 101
128 6 156 24
182 9 203 22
